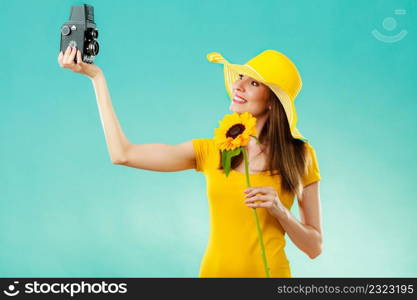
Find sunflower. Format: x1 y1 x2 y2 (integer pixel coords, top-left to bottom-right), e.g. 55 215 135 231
213 112 260 178
214 112 258 151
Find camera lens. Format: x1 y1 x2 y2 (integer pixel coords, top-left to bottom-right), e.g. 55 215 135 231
86 28 98 39
92 29 98 39
86 40 99 56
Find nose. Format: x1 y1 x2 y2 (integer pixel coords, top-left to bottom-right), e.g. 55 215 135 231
233 78 245 93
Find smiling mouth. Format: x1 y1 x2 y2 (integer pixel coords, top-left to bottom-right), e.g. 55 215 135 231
233 95 247 103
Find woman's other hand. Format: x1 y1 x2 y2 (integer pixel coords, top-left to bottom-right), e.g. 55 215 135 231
57 45 102 79
244 186 286 217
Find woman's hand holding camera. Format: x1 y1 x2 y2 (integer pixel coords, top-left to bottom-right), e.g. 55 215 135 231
58 45 102 79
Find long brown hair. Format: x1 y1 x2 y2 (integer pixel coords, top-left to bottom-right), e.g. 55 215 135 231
217 89 309 198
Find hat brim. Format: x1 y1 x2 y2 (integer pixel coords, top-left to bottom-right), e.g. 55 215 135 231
222 63 307 141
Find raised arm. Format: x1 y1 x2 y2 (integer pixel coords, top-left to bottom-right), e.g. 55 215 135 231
89 62 196 170
90 73 130 164
58 46 197 171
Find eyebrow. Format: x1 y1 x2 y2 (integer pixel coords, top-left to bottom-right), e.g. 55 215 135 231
240 74 257 82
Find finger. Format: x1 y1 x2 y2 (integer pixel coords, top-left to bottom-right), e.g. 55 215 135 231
63 46 72 65
245 188 271 198
64 45 71 58
64 46 76 65
245 191 264 198
248 202 273 208
69 46 77 62
244 194 270 204
244 186 273 196
76 49 82 65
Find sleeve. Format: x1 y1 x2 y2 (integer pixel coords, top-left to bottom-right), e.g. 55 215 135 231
191 138 212 172
302 143 321 187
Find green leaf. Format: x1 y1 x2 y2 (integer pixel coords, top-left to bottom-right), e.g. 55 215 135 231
224 152 231 177
223 147 242 177
230 147 242 157
221 150 227 169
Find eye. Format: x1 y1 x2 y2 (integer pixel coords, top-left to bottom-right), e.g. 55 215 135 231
238 74 258 86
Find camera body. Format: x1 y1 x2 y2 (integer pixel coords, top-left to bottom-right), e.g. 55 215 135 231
60 4 99 64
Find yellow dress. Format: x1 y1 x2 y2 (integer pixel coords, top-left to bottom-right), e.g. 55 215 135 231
192 138 321 278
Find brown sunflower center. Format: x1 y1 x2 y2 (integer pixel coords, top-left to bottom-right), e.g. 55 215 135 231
226 123 245 139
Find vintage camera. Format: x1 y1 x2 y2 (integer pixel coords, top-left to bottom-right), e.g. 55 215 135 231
60 4 99 64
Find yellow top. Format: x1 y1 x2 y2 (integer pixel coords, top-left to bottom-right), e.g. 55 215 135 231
192 138 321 278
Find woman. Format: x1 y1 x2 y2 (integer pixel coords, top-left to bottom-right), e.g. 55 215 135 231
57 47 322 278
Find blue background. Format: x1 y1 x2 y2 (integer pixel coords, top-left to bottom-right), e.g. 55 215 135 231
0 0 416 277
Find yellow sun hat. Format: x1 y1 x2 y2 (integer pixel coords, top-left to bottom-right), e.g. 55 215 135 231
207 49 307 141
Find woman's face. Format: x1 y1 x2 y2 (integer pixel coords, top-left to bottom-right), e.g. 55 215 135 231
230 74 270 116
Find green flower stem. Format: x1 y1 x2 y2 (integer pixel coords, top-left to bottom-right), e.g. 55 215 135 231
242 146 271 278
